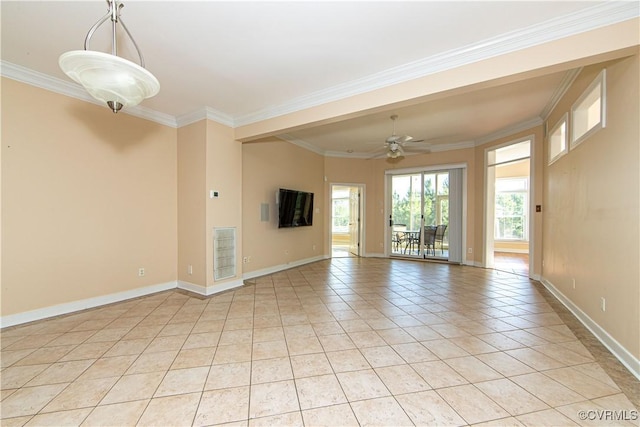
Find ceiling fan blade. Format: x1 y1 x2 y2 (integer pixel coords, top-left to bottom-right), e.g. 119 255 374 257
367 149 388 160
397 135 413 144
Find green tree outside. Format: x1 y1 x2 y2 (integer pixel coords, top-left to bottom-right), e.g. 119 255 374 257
392 174 449 229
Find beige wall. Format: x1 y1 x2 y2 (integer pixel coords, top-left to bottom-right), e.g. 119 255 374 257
1 38 637 376
242 139 324 272
323 149 478 259
543 54 640 359
322 139 540 265
177 119 243 290
205 120 243 287
1 78 178 316
177 121 207 286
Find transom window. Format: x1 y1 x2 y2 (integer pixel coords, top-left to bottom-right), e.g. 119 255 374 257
571 69 606 149
548 113 568 165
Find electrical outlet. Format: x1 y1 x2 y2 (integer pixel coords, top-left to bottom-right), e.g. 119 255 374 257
138 268 145 277
188 265 193 275
468 248 473 253
243 257 248 264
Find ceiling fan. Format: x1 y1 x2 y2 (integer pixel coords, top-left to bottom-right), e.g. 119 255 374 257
381 114 428 158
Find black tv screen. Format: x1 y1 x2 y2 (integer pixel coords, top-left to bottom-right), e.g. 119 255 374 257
278 188 314 228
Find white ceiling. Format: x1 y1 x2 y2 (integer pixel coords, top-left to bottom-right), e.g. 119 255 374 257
2 1 637 157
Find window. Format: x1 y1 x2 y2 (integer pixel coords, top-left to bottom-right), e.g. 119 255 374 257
495 177 528 241
332 197 349 233
548 113 568 165
423 172 449 226
571 69 606 149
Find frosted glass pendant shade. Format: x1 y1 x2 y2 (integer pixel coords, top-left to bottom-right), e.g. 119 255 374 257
59 50 160 113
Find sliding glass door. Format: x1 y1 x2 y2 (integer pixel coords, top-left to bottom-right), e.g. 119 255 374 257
422 172 449 259
389 167 463 262
390 174 423 256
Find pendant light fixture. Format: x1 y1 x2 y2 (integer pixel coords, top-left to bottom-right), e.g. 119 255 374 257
59 0 159 113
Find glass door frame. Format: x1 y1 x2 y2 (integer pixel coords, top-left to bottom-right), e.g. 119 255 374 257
484 136 535 278
330 183 365 258
389 172 425 259
385 163 467 262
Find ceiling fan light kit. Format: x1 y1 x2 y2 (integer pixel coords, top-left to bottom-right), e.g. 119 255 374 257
386 141 403 158
58 0 159 113
380 114 429 159
387 150 401 159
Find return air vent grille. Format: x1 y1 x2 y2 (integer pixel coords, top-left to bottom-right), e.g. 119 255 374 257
214 227 236 280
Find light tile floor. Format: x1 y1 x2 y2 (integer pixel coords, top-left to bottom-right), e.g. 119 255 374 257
494 252 529 278
1 258 638 426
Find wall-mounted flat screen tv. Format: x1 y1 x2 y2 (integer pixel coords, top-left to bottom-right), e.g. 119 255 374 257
278 188 314 228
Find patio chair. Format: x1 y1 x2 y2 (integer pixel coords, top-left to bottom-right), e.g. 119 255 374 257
391 224 406 252
423 226 436 256
434 224 447 255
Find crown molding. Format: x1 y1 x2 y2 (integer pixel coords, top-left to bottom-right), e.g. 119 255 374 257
475 117 543 146
324 150 374 159
284 119 544 158
540 68 583 121
234 1 639 126
277 134 327 156
1 60 178 127
3 2 637 131
299 140 477 159
2 60 88 100
175 109 207 128
126 104 177 127
176 106 235 128
430 141 476 152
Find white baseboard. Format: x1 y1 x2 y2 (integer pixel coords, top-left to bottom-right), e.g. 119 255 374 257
176 280 207 295
1 281 177 328
243 255 327 281
2 276 249 329
207 279 245 295
364 252 386 258
540 277 640 381
178 279 245 296
494 248 529 254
